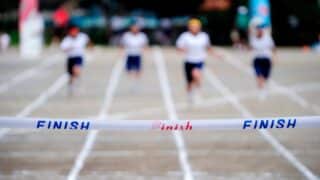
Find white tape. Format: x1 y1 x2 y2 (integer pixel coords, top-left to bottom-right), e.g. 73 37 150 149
0 116 319 131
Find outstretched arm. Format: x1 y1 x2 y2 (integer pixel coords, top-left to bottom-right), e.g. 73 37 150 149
117 44 125 58
176 47 186 54
87 40 94 49
176 33 187 54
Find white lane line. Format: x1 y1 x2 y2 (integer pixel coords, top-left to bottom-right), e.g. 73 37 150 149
0 53 95 139
0 54 62 94
0 74 69 139
290 82 320 93
216 48 311 109
67 59 124 180
153 47 194 180
204 68 319 180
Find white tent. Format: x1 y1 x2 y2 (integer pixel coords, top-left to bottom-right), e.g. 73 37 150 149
19 0 44 59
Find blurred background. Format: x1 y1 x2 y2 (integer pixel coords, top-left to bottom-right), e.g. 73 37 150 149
0 1 320 179
0 0 319 47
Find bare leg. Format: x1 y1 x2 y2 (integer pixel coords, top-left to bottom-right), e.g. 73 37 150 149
73 66 81 77
257 75 266 89
68 66 82 96
128 70 142 93
69 66 81 83
127 71 140 79
191 69 202 89
187 83 192 93
133 70 141 79
257 75 268 100
187 69 202 104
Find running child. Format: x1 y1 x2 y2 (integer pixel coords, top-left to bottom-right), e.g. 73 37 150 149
176 18 221 103
249 25 276 100
120 23 148 79
60 25 91 92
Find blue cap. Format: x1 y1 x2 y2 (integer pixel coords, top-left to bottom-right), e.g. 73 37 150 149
256 23 268 29
128 18 138 26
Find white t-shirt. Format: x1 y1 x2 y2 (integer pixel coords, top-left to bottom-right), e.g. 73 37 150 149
121 32 148 56
60 33 89 57
250 34 275 58
176 31 211 63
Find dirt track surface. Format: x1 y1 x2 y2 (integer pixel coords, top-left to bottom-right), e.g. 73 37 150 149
0 47 319 180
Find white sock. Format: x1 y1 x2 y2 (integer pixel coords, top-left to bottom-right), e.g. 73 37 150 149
187 90 195 104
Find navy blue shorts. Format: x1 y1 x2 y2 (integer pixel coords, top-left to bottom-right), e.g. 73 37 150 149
126 55 141 71
184 61 204 83
67 56 83 75
253 57 272 79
